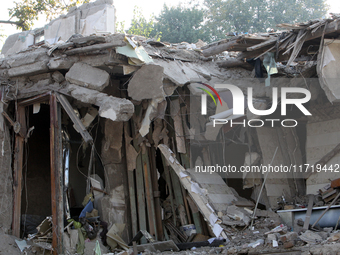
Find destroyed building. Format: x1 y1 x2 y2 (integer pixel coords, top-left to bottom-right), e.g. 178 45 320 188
1 1 340 254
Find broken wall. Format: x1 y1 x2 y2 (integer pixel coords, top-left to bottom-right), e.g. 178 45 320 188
1 0 116 56
257 127 305 208
306 118 340 194
0 112 13 232
98 119 130 242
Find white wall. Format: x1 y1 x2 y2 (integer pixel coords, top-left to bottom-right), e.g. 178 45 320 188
306 118 340 194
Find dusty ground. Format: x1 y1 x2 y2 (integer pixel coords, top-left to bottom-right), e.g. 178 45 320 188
1 227 340 255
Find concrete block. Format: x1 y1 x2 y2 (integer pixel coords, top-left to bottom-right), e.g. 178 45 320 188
127 64 165 101
65 62 110 91
68 84 134 122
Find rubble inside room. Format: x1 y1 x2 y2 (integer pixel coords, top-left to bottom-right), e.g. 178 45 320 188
1 1 340 254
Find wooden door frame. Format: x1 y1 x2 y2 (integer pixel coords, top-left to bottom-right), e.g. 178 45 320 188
12 92 63 254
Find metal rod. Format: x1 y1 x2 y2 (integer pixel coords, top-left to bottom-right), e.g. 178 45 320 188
250 147 279 228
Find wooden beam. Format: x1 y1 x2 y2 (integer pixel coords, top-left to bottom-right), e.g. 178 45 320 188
247 38 277 51
202 38 242 57
56 93 93 144
217 59 254 70
305 19 340 42
64 42 126 55
12 106 26 238
50 93 64 254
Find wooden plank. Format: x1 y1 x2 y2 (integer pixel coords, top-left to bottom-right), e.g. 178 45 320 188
131 109 147 244
166 114 188 225
186 196 202 234
64 42 126 55
202 37 242 57
247 38 277 51
217 59 254 70
303 195 314 230
161 155 177 226
147 141 164 240
158 144 228 239
56 93 93 144
141 143 157 239
305 19 340 42
170 99 186 154
124 122 138 237
18 92 50 107
50 93 63 254
12 106 26 238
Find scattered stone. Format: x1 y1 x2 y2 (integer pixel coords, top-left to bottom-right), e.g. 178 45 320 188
327 232 340 242
283 240 295 249
299 230 323 244
280 232 298 243
52 71 65 83
323 227 333 233
247 239 264 248
266 233 277 245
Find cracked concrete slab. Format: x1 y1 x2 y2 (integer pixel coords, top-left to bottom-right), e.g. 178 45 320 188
127 64 165 101
68 84 134 121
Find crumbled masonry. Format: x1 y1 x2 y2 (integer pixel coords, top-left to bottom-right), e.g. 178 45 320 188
1 1 340 254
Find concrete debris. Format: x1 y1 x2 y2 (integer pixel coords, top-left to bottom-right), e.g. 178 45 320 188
65 62 110 91
128 64 165 101
68 84 134 121
299 230 323 244
3 7 340 255
51 71 65 83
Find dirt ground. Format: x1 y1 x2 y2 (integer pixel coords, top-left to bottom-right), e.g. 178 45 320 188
2 227 340 255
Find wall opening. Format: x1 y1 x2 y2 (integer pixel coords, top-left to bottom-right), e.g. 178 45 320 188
21 104 51 236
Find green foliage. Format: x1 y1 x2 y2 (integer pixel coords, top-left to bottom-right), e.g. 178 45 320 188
115 21 126 34
127 7 160 39
204 0 328 40
151 4 209 43
8 0 89 31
